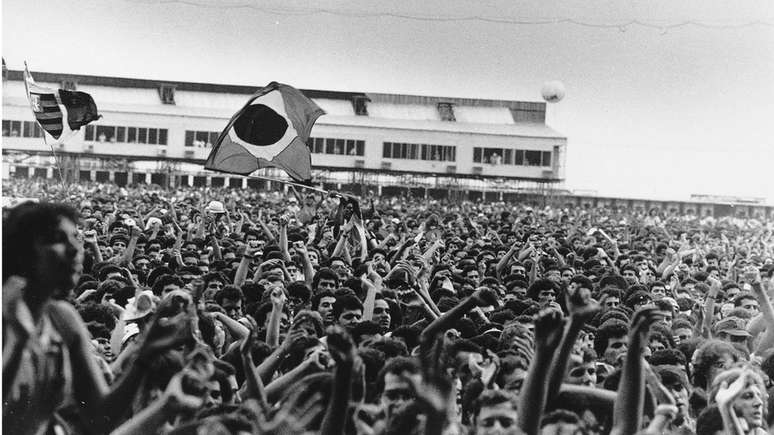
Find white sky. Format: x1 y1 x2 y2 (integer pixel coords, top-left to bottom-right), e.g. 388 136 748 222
3 0 774 202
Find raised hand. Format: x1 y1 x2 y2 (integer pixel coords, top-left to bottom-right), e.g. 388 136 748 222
163 369 205 411
534 309 564 351
326 326 357 367
270 287 287 308
715 371 749 408
630 307 667 346
470 287 499 307
566 284 600 322
138 312 193 360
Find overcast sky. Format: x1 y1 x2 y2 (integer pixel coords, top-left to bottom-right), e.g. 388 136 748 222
3 0 774 203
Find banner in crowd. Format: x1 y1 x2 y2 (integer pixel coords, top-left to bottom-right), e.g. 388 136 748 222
23 64 101 141
204 81 325 184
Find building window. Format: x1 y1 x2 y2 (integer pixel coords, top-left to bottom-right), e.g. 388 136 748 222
3 120 42 138
159 84 176 105
96 125 116 142
503 149 513 165
541 151 552 167
84 124 167 145
437 102 456 122
313 137 325 153
60 80 77 91
138 128 148 144
473 147 482 163
307 137 365 156
515 150 524 165
352 95 369 116
386 142 456 161
185 130 219 147
22 121 43 138
525 150 542 166
510 103 546 123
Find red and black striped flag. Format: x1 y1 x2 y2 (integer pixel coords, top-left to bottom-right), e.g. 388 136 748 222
23 65 100 140
204 82 324 183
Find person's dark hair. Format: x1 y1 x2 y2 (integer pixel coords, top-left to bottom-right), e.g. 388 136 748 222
176 265 201 276
150 274 184 296
599 274 628 291
212 360 236 404
78 302 118 332
649 348 688 369
287 282 312 304
371 338 409 359
358 347 388 402
349 321 382 344
3 202 79 281
526 279 557 301
375 357 420 394
495 355 529 388
654 299 675 314
144 350 185 392
391 325 421 351
594 320 629 356
569 275 594 291
540 409 582 428
733 292 757 307
761 352 774 381
692 340 739 389
312 268 338 290
603 369 622 391
311 290 335 311
695 405 723 435
672 318 693 332
241 282 264 305
332 294 364 320
146 266 173 288
489 309 516 325
214 285 245 306
472 389 518 422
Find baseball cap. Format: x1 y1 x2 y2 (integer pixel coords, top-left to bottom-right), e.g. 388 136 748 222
714 317 750 337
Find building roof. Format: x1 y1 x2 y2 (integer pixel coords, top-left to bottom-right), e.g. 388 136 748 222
4 70 564 139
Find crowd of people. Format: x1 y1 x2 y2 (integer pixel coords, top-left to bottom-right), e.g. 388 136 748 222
3 177 774 435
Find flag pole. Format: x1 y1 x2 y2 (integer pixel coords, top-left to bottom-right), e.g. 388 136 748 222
23 61 67 190
242 173 329 194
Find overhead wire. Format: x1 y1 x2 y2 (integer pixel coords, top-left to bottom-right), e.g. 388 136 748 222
126 0 774 32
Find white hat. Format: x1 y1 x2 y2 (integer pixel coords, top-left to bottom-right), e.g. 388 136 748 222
205 200 226 214
123 290 157 321
145 217 163 230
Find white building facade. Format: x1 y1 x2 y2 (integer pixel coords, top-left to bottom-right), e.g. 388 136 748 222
2 70 566 192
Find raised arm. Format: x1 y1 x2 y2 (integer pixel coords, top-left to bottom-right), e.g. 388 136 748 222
517 310 564 435
279 215 291 262
115 226 141 266
320 327 357 435
546 297 600 408
495 244 519 279
233 248 257 288
361 272 380 322
419 288 497 353
751 271 774 354
610 308 664 435
703 277 721 338
265 287 286 348
109 370 202 435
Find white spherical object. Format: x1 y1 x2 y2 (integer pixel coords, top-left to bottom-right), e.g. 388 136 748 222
541 81 565 103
